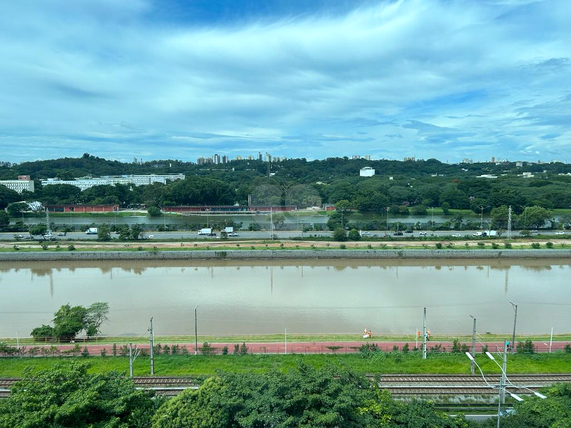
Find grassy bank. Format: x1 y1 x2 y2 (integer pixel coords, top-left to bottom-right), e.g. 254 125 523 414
4 333 571 346
1 352 570 377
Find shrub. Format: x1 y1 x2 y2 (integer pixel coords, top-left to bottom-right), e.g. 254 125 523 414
531 243 541 249
564 343 571 353
491 243 500 249
517 339 535 354
239 342 248 356
504 242 512 249
339 244 346 249
360 343 380 358
201 342 214 356
348 229 361 241
435 242 443 249
402 343 410 353
100 348 107 357
81 346 90 357
67 244 76 251
233 344 240 355
222 346 228 355
333 228 347 241
477 242 485 248
546 242 554 248
112 343 117 357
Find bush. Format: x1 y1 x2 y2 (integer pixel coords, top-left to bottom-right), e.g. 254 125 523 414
339 244 346 249
348 229 361 241
504 242 512 249
565 343 571 353
531 243 541 249
222 346 228 355
517 339 535 354
239 342 248 356
333 228 347 241
477 242 485 248
435 242 443 249
546 242 554 248
402 343 410 353
491 243 500 249
100 348 107 357
360 343 380 358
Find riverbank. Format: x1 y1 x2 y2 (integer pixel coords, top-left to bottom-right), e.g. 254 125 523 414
1 248 571 261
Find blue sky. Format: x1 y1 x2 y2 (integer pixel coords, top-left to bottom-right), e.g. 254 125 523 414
1 0 570 164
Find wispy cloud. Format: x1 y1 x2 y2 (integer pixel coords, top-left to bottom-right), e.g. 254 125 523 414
0 0 570 163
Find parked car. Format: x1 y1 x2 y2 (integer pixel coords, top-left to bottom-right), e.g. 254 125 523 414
555 231 565 235
419 231 427 236
393 231 403 236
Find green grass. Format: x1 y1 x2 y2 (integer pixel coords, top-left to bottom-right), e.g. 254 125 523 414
1 352 570 378
6 333 571 346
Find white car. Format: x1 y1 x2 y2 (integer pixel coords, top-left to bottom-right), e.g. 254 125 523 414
419 231 427 236
555 231 565 235
452 233 462 237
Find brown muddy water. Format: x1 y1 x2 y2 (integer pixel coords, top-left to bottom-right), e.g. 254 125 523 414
1 259 570 338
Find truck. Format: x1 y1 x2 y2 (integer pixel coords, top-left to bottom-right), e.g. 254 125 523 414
86 228 98 235
198 228 212 236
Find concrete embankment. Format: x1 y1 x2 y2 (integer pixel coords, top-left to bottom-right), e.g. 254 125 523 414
1 249 570 261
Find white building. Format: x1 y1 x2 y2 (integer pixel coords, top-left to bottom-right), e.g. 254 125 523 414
41 174 185 191
0 176 35 193
360 167 375 177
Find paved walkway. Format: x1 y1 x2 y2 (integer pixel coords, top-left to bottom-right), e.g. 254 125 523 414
17 340 569 356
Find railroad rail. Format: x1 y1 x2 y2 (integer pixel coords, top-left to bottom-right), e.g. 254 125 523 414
1 374 569 399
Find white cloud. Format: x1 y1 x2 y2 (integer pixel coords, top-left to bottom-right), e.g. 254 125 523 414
0 0 570 163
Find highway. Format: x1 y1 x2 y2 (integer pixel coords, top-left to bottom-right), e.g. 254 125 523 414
0 229 566 241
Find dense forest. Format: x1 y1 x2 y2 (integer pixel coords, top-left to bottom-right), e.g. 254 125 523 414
2 154 571 222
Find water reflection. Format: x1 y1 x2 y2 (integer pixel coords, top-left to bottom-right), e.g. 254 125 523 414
0 259 570 337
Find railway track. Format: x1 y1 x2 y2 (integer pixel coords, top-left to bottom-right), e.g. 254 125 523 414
1 374 570 399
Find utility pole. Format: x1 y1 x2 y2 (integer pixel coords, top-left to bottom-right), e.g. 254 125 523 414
422 307 427 360
149 317 154 375
194 305 198 355
507 206 512 239
470 315 476 375
500 340 508 405
510 302 518 353
129 342 140 377
129 342 133 377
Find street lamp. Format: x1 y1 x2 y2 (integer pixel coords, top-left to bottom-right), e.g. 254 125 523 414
470 315 476 375
466 341 546 428
510 302 518 353
386 207 390 232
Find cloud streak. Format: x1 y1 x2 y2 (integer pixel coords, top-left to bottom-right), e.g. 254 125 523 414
0 0 570 163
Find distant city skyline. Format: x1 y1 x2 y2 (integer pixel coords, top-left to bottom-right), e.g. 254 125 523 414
1 0 570 164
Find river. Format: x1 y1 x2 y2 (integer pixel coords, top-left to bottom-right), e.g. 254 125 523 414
1 259 570 338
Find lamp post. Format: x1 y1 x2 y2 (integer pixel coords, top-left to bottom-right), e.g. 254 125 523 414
470 315 476 375
466 342 546 428
510 302 518 353
194 305 198 355
386 207 390 232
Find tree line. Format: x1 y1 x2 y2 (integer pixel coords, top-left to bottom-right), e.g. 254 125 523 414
1 362 569 427
2 154 571 217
